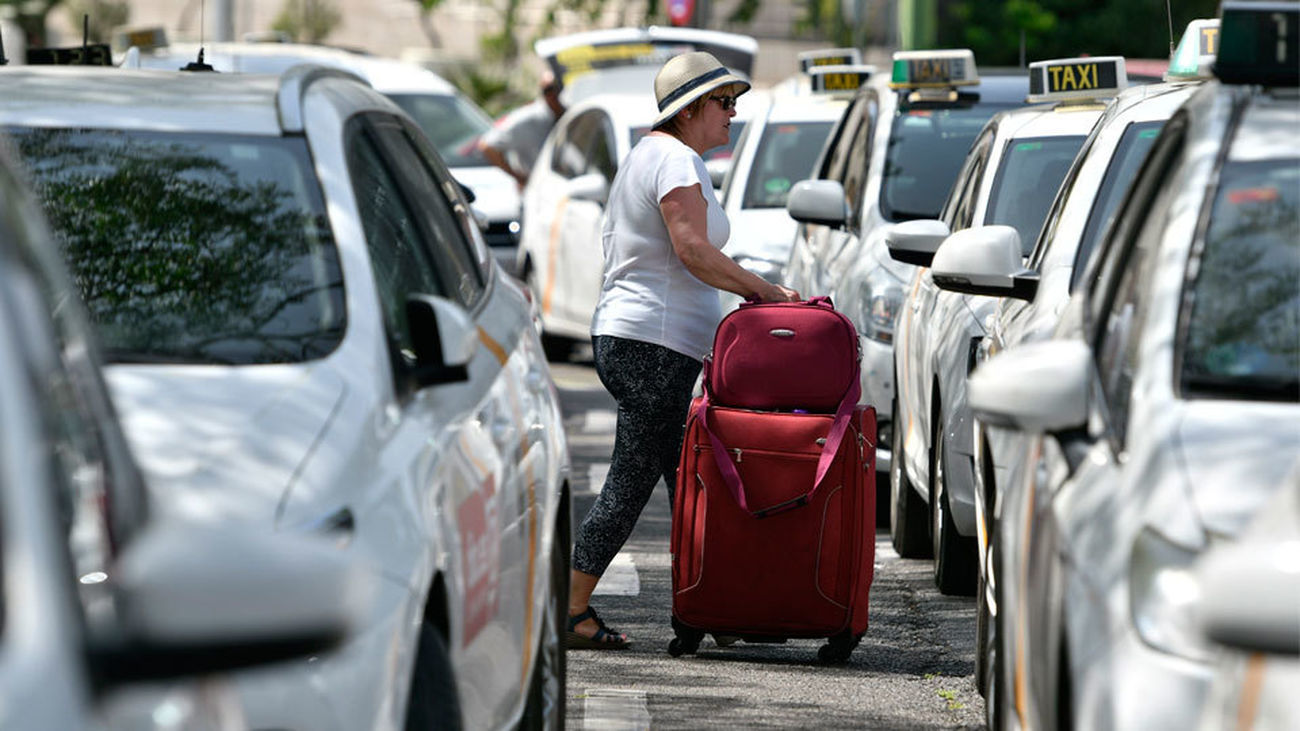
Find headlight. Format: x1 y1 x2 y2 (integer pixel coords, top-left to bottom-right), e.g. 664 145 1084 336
855 268 904 344
734 256 785 284
1130 527 1212 661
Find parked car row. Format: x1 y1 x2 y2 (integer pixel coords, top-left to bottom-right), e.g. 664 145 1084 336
0 41 572 731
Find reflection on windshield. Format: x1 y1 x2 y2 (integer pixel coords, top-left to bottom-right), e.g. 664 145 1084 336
1071 123 1163 289
1182 159 1300 401
10 128 346 366
882 104 1016 222
742 121 834 209
389 93 492 167
985 135 1086 252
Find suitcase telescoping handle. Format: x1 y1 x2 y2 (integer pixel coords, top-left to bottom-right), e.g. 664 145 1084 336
695 371 861 519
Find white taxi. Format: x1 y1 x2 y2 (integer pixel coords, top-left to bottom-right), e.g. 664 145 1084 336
884 56 1124 593
717 63 872 312
785 49 1028 512
968 3 1299 726
1 62 571 731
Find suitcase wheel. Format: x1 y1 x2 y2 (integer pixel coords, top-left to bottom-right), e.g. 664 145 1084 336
817 630 862 664
668 617 705 657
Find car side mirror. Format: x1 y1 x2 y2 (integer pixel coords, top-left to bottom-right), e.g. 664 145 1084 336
567 172 609 205
705 158 729 190
406 294 476 387
1198 537 1300 655
884 219 951 266
92 522 368 686
457 180 477 204
968 339 1090 433
931 225 1039 300
786 180 848 227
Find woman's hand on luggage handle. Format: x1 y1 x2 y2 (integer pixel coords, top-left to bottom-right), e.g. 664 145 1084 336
758 283 801 303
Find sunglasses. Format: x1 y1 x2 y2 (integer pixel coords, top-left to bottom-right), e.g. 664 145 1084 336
707 95 737 111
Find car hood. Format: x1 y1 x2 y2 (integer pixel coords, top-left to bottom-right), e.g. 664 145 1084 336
1175 400 1300 537
104 364 346 526
453 166 522 222
723 209 799 263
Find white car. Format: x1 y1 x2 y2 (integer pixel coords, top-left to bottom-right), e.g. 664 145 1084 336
517 87 762 356
968 4 1299 726
126 40 525 275
717 64 871 312
0 137 362 730
2 63 570 731
884 56 1124 594
785 49 1029 511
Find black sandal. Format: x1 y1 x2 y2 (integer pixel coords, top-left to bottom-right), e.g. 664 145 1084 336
566 606 630 650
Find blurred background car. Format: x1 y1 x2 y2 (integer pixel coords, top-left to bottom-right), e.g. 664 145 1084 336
0 135 364 731
0 61 570 731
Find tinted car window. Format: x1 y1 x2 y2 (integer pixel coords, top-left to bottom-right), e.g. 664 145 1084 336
984 135 1087 252
1180 159 1300 401
1070 122 1164 288
742 121 834 208
387 92 493 168
881 103 1017 222
9 128 346 366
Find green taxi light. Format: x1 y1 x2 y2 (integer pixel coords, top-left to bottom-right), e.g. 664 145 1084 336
889 49 979 89
800 48 863 74
1214 1 1300 87
1027 56 1127 103
1167 19 1219 80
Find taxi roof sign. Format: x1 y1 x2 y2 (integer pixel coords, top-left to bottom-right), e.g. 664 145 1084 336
889 49 979 89
1027 56 1127 103
1166 19 1219 80
808 64 875 95
1214 1 1299 87
799 48 863 74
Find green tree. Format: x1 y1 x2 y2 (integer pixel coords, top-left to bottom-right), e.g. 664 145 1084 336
62 0 128 44
1 0 65 49
272 0 342 44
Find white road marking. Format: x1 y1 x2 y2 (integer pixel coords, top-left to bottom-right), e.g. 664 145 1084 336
582 408 618 433
582 688 651 730
592 553 639 597
586 462 610 495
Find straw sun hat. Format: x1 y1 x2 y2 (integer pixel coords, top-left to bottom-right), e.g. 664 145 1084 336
651 51 752 129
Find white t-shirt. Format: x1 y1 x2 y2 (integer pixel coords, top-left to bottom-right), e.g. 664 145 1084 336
591 135 730 361
481 100 556 177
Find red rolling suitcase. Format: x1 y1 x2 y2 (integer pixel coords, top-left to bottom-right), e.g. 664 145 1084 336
668 298 876 662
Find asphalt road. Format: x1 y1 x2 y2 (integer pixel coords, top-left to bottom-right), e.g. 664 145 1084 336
549 356 987 730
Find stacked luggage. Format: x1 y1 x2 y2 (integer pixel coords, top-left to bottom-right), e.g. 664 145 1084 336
669 297 877 662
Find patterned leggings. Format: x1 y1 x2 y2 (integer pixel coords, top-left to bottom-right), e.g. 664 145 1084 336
572 335 702 577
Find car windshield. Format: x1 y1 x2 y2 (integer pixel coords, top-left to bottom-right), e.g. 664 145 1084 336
1180 158 1300 402
631 123 748 164
741 120 834 208
1070 122 1164 289
8 128 346 366
985 135 1087 252
881 103 1017 222
388 92 493 168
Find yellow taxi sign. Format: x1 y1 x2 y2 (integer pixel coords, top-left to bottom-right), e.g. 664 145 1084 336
808 64 875 94
1167 19 1219 80
799 48 863 74
889 49 979 89
1027 56 1127 103
112 25 168 53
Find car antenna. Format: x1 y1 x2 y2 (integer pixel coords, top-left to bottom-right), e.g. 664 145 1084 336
182 0 215 71
1165 0 1177 56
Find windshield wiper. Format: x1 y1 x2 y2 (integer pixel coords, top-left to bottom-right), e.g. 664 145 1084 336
1182 372 1300 402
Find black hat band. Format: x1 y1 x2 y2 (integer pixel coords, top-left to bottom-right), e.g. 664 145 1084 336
657 67 731 111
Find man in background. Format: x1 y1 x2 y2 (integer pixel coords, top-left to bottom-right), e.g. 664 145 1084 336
479 71 566 189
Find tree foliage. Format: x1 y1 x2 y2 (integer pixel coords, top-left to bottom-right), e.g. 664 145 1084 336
272 0 343 44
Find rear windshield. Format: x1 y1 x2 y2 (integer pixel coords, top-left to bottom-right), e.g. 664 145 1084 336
388 92 493 168
881 103 1017 222
985 135 1087 252
1180 158 1300 402
1070 122 1164 289
741 120 834 208
8 128 345 366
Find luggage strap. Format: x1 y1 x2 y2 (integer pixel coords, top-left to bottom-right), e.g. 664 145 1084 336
696 367 861 519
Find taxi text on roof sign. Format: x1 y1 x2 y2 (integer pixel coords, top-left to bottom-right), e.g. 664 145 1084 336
1167 19 1220 80
1214 0 1299 87
808 65 875 94
1027 56 1127 103
889 49 979 89
799 48 863 74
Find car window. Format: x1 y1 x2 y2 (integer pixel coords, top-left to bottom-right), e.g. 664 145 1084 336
881 102 1018 222
554 110 599 179
8 127 347 366
984 135 1087 253
1069 122 1165 288
840 113 876 227
942 126 995 232
823 97 868 184
585 117 617 181
742 120 834 209
387 92 493 168
347 121 447 376
1179 158 1300 402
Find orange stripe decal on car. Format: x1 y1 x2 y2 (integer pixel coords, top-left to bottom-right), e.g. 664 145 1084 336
542 197 570 316
477 326 508 366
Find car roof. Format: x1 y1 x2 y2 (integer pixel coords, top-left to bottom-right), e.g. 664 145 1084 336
946 72 1029 104
1229 91 1300 163
765 94 850 124
988 101 1105 140
567 92 659 128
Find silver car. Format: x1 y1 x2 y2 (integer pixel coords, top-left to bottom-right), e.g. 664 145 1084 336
968 4 1300 727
